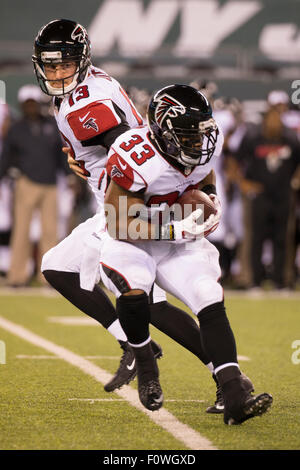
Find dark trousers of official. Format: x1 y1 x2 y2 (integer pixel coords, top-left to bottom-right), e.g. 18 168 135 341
250 193 289 288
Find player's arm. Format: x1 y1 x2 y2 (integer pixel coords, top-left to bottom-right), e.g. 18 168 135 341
198 169 217 195
66 99 130 178
67 99 130 150
198 169 221 236
62 147 88 180
64 122 130 180
104 180 154 241
105 137 208 242
105 179 206 243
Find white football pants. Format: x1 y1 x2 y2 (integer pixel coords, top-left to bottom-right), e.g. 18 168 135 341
100 237 223 315
41 213 166 303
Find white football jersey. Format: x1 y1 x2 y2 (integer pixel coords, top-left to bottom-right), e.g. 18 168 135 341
53 66 143 207
107 125 223 216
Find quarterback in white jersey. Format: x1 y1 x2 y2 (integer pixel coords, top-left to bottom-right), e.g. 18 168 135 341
53 65 143 210
33 19 230 402
100 85 272 421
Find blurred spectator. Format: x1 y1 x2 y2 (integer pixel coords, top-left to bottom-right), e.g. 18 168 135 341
189 79 218 103
274 93 300 286
0 84 67 287
204 96 252 287
0 102 12 278
223 101 257 288
127 86 150 121
208 100 236 283
232 91 300 290
190 82 248 286
267 90 289 114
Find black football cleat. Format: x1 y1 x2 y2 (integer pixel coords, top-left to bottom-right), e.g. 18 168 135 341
224 392 273 425
104 340 162 392
206 372 254 414
138 379 164 411
151 340 163 361
206 374 224 414
135 340 163 411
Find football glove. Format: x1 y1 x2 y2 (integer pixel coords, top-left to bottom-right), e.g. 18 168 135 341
160 208 205 242
203 194 221 237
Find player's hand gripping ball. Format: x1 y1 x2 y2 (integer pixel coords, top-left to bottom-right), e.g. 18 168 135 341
176 190 217 220
176 190 220 237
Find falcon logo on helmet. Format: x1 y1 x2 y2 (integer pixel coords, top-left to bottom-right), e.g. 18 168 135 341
32 19 91 96
147 84 220 168
154 94 186 126
71 24 86 43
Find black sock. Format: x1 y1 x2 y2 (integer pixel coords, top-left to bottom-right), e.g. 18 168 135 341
197 301 238 369
117 293 151 345
133 341 159 382
150 301 210 365
42 270 117 329
216 366 241 388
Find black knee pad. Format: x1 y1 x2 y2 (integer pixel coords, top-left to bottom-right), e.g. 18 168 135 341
117 293 150 345
117 292 149 310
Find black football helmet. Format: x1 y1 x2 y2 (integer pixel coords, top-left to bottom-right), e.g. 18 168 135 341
147 84 219 167
32 19 91 96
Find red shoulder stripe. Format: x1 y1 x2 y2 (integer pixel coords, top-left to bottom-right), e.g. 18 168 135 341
67 101 119 141
106 152 135 191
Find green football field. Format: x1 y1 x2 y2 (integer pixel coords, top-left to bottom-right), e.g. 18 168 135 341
0 288 299 451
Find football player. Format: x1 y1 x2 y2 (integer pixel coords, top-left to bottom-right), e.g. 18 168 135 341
100 84 273 424
32 19 237 408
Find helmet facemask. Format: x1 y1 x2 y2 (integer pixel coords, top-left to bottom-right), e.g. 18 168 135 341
147 85 219 168
33 49 90 96
150 116 219 167
32 20 91 97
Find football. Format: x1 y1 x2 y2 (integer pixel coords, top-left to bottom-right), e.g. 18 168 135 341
176 189 217 221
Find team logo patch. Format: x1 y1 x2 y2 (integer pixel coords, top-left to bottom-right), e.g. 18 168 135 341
154 93 186 126
71 24 86 43
83 117 99 132
111 165 124 179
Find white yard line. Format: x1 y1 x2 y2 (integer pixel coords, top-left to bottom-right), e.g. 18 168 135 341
237 355 250 361
69 398 205 403
17 353 250 362
0 315 217 451
16 354 120 360
16 354 60 359
0 287 60 296
48 317 99 326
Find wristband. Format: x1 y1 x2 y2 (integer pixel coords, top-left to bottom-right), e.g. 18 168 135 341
156 223 175 241
201 184 217 196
